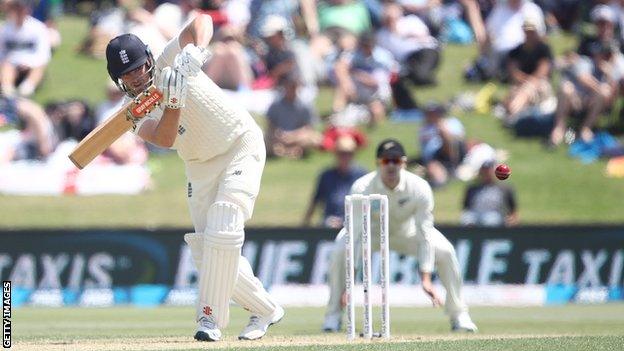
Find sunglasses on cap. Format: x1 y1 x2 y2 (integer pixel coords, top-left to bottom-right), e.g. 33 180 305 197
380 158 403 165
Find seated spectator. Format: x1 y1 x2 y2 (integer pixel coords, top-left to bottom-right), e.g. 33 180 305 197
31 0 62 51
46 99 96 143
461 160 518 227
535 0 582 32
578 5 620 57
465 0 545 81
79 0 174 58
316 0 372 36
550 40 624 145
0 96 54 162
258 15 300 88
375 3 440 117
205 25 254 90
377 3 440 86
95 82 148 165
458 0 495 49
396 0 444 35
0 0 52 97
419 102 466 187
246 0 302 40
333 31 395 126
503 17 554 124
302 135 367 228
265 73 321 159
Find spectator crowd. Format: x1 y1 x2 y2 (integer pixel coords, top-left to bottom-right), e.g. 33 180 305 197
3 0 624 225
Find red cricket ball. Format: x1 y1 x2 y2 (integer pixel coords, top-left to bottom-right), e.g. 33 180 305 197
495 164 511 180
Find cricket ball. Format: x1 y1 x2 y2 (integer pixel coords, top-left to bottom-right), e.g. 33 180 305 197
495 164 511 180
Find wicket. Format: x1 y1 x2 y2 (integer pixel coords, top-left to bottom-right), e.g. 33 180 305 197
344 194 390 340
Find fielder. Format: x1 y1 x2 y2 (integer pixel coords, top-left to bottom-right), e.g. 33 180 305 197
104 14 283 342
323 139 478 333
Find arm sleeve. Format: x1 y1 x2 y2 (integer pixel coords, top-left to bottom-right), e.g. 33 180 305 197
414 180 436 273
313 172 326 202
156 37 182 70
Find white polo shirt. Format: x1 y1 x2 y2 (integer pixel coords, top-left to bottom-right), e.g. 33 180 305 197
0 16 51 68
350 168 439 273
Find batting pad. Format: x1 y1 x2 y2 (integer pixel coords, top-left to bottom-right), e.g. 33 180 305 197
232 256 278 318
185 233 277 320
184 233 204 321
198 202 244 328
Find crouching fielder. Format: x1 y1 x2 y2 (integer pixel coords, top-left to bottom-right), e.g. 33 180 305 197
323 139 477 333
105 14 283 342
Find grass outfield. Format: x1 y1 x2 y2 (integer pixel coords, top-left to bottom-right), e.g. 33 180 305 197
0 17 623 228
11 304 624 350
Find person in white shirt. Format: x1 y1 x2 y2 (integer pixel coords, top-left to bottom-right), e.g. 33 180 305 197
104 13 283 342
376 3 440 85
467 0 545 81
322 139 477 333
0 0 52 97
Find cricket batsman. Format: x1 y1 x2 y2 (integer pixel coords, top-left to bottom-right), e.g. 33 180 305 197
322 139 478 333
104 14 283 341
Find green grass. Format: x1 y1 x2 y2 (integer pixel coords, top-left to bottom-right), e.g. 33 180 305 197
11 304 624 350
0 17 622 228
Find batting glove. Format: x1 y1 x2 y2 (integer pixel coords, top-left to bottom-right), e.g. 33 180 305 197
159 66 188 109
174 44 211 78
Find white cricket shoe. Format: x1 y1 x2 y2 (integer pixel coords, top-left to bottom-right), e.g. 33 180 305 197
238 306 285 340
194 316 222 342
322 311 342 332
451 312 478 332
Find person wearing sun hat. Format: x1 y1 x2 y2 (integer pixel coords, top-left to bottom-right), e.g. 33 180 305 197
303 135 367 228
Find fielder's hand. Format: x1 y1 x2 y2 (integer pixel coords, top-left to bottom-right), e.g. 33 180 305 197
174 44 211 78
159 66 187 109
421 272 443 307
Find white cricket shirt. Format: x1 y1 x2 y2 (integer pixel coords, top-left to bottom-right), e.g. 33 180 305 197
132 38 259 162
350 168 439 272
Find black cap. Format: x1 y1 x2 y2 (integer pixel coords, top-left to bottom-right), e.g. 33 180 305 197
106 34 150 81
376 139 406 159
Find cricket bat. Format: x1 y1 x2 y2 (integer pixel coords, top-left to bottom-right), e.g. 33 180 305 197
68 85 163 169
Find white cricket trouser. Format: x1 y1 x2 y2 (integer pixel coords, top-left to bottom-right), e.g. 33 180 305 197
185 126 265 226
185 127 279 322
326 228 468 319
